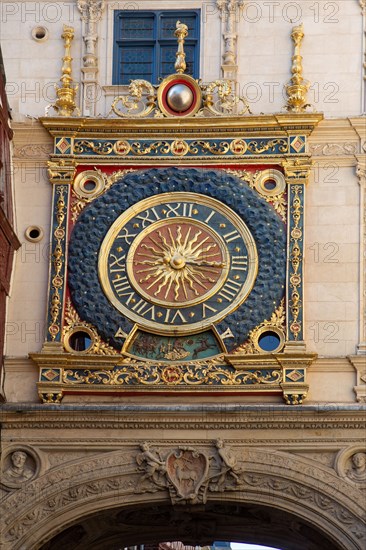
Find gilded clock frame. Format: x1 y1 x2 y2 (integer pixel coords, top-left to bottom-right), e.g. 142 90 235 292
33 113 322 405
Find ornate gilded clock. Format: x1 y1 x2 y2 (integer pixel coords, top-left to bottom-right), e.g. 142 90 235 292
68 167 286 354
98 193 258 335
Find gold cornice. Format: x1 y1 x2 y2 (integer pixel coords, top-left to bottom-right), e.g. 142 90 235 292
40 113 323 138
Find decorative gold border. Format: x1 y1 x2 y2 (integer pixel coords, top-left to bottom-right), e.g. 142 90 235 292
98 192 258 335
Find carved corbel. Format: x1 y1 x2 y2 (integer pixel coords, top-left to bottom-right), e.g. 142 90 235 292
349 355 366 403
47 159 76 184
277 352 317 405
216 0 244 81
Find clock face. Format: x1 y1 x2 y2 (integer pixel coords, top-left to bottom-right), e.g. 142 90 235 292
98 192 258 334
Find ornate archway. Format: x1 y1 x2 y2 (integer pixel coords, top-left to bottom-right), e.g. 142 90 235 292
1 447 365 550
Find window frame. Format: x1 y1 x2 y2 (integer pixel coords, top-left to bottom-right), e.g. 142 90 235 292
112 10 200 85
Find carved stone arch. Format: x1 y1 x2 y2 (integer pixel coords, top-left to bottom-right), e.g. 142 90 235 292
0 448 365 550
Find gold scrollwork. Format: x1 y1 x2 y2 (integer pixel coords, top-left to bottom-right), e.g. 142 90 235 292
74 140 114 155
203 80 252 116
62 361 282 387
130 141 171 155
111 80 157 118
233 299 286 354
63 299 118 355
247 139 288 154
289 185 303 339
48 186 67 340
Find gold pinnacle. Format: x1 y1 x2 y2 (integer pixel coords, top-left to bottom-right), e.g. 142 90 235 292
174 21 188 74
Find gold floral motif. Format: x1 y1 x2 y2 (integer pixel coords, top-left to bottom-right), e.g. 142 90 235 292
63 299 118 355
233 299 285 354
224 169 257 188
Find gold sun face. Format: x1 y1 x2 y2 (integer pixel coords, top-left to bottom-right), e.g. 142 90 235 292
98 192 258 335
127 219 229 307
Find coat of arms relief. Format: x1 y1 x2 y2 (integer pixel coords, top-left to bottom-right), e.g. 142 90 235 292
135 440 244 504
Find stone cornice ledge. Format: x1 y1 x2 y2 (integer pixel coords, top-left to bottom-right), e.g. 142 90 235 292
1 403 365 413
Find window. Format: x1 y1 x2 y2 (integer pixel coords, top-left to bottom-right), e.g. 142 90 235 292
113 10 200 85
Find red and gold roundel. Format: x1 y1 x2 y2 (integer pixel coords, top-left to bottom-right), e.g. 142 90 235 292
157 74 202 117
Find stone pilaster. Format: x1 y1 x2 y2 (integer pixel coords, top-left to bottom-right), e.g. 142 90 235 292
77 0 105 116
282 159 312 352
216 0 244 81
361 0 366 113
356 160 366 354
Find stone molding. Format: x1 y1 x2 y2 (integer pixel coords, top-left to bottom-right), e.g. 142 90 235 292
1 406 365 432
0 445 364 549
309 118 361 165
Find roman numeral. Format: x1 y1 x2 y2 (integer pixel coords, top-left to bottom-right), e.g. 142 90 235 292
223 230 241 243
202 303 217 318
136 208 160 227
164 309 187 324
109 253 126 272
204 210 215 224
117 227 137 244
131 299 156 320
218 279 241 302
231 256 248 271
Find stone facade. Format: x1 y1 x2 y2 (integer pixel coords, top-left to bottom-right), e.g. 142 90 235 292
0 1 365 548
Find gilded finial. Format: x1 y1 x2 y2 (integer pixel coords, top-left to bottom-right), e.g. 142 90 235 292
285 23 311 113
54 25 79 116
174 21 188 74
